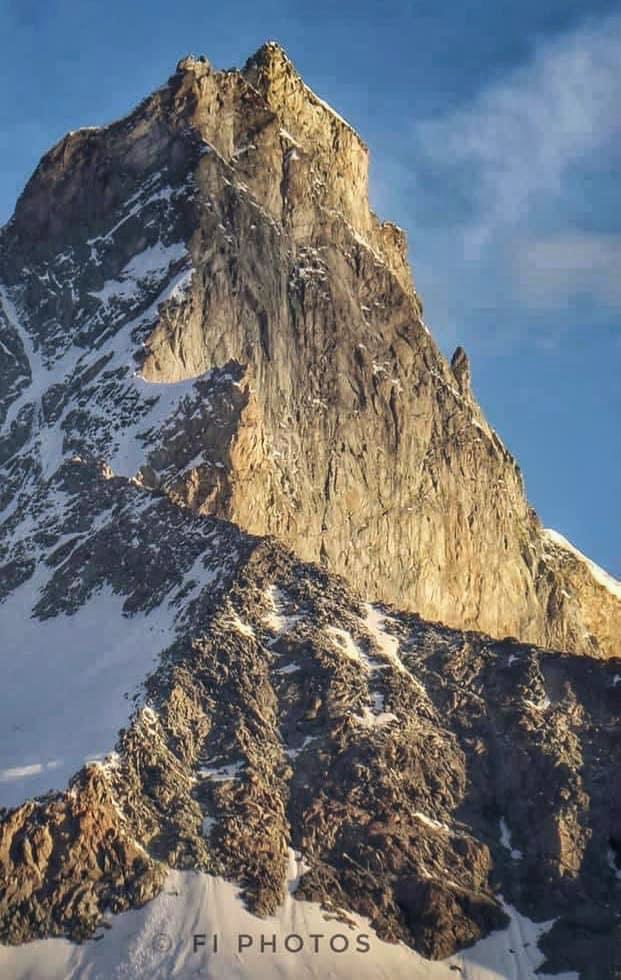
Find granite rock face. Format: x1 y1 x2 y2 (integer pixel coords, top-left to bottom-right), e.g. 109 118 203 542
1 41 619 657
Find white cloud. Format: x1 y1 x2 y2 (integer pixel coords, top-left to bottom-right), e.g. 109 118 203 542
513 232 621 308
418 13 621 247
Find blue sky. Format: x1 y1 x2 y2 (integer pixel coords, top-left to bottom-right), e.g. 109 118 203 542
1 0 619 576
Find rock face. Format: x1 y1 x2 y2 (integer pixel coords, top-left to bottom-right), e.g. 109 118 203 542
450 345 471 394
1 42 621 980
1 41 619 658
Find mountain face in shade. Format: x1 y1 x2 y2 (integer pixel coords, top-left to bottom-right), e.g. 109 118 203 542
1 42 620 980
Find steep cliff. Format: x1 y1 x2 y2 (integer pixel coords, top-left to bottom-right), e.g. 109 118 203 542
1 42 618 658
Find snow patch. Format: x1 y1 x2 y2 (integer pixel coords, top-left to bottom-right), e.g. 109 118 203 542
364 603 406 673
543 528 621 600
198 761 244 783
88 241 188 305
229 611 255 639
413 811 451 834
202 816 217 837
499 817 524 861
263 586 300 635
302 80 359 137
1 242 204 489
328 626 366 664
285 735 317 760
353 706 398 729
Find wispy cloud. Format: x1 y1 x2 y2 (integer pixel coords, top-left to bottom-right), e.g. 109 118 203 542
513 232 621 308
418 13 621 247
404 12 621 334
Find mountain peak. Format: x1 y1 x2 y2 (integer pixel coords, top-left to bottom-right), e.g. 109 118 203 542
0 45 618 657
246 39 293 69
243 39 364 146
175 53 212 74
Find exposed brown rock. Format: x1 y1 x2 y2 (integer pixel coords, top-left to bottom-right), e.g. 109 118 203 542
450 346 471 395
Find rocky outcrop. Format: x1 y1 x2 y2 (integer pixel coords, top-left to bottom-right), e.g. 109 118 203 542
450 345 471 394
0 42 619 659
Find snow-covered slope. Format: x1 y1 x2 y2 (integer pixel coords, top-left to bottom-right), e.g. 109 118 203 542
0 859 578 980
0 482 240 809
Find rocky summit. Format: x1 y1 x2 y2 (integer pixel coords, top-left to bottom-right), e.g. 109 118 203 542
0 42 620 980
